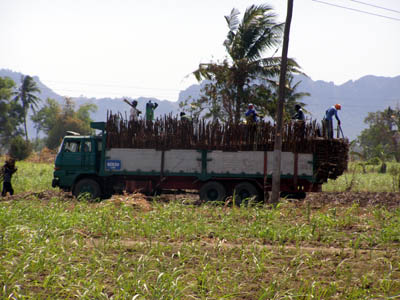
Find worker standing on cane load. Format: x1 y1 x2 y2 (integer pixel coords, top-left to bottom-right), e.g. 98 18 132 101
180 112 192 121
123 99 142 121
292 104 305 121
1 158 17 197
324 104 341 139
245 104 258 123
145 100 158 121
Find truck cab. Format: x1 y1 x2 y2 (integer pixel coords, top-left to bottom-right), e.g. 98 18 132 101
52 134 103 197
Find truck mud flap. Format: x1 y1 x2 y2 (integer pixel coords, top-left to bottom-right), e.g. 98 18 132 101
52 178 59 188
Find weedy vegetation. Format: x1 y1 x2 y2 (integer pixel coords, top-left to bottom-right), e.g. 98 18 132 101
323 161 400 192
0 160 400 299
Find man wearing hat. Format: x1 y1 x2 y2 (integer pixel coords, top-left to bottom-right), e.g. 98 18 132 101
245 104 258 124
324 104 341 139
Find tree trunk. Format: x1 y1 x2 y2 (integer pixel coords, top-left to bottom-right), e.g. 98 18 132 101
391 135 400 162
271 0 294 205
235 85 244 124
23 110 28 141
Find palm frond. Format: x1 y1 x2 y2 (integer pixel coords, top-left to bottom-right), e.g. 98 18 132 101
193 63 215 81
225 8 240 33
245 22 284 60
234 5 282 62
224 8 240 52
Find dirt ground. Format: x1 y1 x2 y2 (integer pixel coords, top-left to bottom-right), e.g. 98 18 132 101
2 190 400 209
305 191 400 208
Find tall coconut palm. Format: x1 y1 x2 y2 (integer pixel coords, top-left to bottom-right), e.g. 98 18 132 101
14 75 41 141
194 4 301 123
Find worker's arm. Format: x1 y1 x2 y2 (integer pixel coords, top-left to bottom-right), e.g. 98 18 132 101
334 110 341 124
123 99 133 108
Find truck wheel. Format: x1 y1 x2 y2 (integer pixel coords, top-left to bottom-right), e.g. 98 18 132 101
233 182 259 206
199 181 226 202
73 178 102 200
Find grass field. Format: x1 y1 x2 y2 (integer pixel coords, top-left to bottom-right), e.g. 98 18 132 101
1 160 400 299
323 162 400 193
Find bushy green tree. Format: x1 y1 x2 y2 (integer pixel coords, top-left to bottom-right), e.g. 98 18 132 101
0 77 24 148
192 4 302 123
31 98 61 136
9 135 33 160
32 97 98 149
358 106 400 162
13 75 42 140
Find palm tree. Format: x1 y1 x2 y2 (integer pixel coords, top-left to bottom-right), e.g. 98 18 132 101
194 4 301 123
14 75 41 140
265 74 310 121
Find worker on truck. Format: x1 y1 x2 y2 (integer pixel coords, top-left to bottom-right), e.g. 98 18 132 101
124 99 142 121
292 104 305 121
145 100 158 121
180 112 192 121
324 104 341 139
245 104 258 123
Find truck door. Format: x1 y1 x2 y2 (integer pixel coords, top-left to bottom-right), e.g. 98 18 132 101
61 139 83 179
81 138 96 172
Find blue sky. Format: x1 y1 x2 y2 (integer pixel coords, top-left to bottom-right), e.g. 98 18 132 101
1 0 399 100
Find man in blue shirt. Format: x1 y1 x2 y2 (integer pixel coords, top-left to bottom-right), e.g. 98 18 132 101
324 104 341 138
245 104 258 123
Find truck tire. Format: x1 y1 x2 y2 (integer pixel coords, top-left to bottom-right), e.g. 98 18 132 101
73 178 102 200
233 182 259 206
199 181 226 202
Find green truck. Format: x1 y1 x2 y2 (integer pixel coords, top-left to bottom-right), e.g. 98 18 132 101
52 121 346 202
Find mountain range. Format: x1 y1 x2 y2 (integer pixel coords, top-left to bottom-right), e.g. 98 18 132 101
1 68 400 141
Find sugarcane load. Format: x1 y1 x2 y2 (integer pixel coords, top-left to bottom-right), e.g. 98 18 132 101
52 111 349 203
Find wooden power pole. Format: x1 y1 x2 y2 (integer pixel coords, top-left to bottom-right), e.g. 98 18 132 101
270 0 294 204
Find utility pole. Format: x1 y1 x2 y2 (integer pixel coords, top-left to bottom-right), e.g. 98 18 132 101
270 0 294 204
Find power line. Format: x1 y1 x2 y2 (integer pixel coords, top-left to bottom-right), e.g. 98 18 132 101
347 0 400 14
312 0 400 21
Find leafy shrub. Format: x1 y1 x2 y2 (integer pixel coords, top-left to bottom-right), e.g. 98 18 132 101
367 157 381 166
9 136 33 160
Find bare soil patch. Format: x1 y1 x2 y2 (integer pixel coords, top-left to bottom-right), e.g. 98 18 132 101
305 192 400 208
3 190 400 208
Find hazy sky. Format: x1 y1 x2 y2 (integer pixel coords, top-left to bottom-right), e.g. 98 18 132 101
1 0 399 101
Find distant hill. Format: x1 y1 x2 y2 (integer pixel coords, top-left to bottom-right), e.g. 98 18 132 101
176 74 400 140
1 68 399 140
289 74 400 139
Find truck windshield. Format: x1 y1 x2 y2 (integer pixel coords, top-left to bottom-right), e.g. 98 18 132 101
64 141 81 152
83 141 92 152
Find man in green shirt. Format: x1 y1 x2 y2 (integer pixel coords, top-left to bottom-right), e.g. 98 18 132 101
145 100 158 121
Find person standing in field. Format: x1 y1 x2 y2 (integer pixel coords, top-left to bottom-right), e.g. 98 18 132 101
1 158 17 197
145 100 158 121
324 103 341 139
